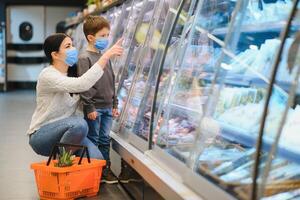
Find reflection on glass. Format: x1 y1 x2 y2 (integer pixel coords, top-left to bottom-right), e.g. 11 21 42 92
113 0 157 128
133 40 181 142
118 1 158 122
108 1 132 47
112 0 144 80
120 0 183 137
154 0 229 164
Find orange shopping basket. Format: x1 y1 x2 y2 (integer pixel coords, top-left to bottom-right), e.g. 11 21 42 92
31 143 106 200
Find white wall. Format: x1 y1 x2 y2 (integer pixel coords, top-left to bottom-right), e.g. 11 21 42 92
6 6 45 44
6 6 80 81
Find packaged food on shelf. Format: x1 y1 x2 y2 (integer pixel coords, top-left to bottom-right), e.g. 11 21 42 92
157 116 197 146
198 144 245 170
245 0 292 24
280 105 300 148
211 148 256 176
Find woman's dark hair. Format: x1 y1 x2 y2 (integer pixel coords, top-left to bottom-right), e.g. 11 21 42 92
44 33 78 96
43 33 70 64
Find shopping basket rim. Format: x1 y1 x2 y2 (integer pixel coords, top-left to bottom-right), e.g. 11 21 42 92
30 157 106 173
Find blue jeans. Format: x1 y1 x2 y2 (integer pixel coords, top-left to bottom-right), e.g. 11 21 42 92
85 108 113 162
29 116 103 159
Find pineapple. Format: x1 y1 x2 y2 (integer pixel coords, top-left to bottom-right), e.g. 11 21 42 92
55 147 75 167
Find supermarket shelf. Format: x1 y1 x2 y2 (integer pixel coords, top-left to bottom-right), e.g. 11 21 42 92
64 0 125 29
212 21 300 35
219 122 300 165
199 48 289 97
202 71 295 96
222 48 289 97
195 21 298 46
170 102 203 115
202 73 252 87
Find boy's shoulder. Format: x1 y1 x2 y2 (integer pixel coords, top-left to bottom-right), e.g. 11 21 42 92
78 51 91 60
78 50 101 60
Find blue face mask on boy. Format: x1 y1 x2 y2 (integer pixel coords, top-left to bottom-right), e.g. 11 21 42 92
65 49 78 67
95 38 109 51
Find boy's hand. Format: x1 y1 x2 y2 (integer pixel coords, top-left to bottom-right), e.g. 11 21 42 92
87 111 98 120
112 108 120 118
104 38 124 58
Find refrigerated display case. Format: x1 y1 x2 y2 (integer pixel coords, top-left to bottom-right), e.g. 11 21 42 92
197 1 298 198
146 0 298 199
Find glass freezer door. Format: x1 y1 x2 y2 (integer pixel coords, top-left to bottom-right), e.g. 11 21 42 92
112 0 147 133
119 0 185 145
112 0 162 133
186 0 296 199
253 1 300 200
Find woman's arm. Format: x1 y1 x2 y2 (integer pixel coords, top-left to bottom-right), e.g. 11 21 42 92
41 62 104 93
40 38 124 94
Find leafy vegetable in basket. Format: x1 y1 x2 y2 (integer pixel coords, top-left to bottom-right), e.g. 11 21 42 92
55 147 75 167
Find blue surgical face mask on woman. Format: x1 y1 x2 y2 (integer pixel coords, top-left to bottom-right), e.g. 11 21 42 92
64 48 78 67
95 38 109 51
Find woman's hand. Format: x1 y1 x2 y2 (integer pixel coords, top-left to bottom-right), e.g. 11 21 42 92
87 111 98 120
97 38 124 69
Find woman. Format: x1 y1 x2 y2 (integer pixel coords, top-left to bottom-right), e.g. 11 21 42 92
27 33 123 158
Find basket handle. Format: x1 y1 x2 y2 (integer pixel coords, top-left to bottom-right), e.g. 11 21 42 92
46 143 91 166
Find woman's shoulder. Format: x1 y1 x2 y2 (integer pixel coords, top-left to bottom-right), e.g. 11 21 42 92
37 66 62 88
39 66 59 79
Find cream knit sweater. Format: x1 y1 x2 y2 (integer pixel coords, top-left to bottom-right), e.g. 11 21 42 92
27 63 103 134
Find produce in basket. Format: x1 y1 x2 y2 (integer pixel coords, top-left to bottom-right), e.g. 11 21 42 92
55 147 75 167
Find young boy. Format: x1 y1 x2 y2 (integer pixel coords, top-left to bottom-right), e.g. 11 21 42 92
77 15 119 184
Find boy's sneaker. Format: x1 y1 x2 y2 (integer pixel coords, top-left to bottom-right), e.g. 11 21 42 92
118 168 143 183
101 168 118 184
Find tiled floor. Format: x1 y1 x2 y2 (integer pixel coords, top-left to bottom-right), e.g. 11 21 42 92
0 90 130 200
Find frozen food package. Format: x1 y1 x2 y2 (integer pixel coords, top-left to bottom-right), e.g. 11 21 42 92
198 146 243 163
212 148 256 175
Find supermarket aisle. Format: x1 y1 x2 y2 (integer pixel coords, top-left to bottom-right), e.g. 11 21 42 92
0 90 130 200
